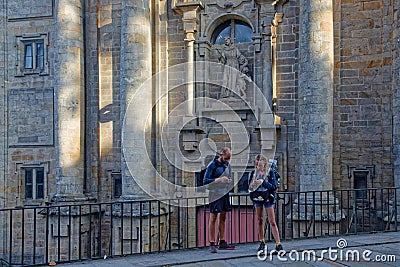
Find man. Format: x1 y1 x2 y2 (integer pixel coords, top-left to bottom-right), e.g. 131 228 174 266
203 147 235 253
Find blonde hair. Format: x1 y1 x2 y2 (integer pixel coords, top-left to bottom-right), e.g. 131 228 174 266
254 154 268 170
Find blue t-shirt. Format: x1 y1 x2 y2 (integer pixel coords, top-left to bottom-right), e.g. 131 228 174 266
203 155 231 195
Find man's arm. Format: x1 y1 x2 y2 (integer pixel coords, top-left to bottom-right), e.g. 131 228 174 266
203 163 216 185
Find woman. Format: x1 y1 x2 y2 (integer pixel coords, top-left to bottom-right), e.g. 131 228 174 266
249 155 283 254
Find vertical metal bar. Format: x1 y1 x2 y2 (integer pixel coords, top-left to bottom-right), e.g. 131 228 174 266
387 188 391 232
319 191 323 236
230 194 233 243
368 188 371 232
140 202 143 254
9 210 12 265
21 208 25 266
149 201 152 252
358 189 365 232
158 201 161 251
79 205 82 260
395 188 398 231
58 206 61 262
130 202 133 254
89 204 92 259
177 199 181 249
304 191 308 237
110 203 113 257
98 204 102 258
121 202 124 256
312 192 316 237
281 193 286 239
195 198 198 247
334 190 337 235
168 200 172 250
45 208 49 263
297 192 300 238
353 190 357 235
380 188 384 231
252 197 256 241
340 190 344 233
186 198 189 248
290 193 293 239
327 191 330 235
245 194 248 242
347 189 350 233
203 199 206 247
68 206 72 262
33 208 37 265
238 194 241 243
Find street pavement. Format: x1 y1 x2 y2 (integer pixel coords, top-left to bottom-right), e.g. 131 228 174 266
60 231 400 267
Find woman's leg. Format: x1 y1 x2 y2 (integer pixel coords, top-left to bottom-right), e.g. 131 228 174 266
265 206 280 243
255 205 264 241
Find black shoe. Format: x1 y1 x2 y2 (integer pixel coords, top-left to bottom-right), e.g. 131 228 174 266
209 243 217 253
272 244 284 255
219 240 235 250
257 241 265 252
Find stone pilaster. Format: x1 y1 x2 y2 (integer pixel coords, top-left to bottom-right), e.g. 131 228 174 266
260 6 274 109
290 0 340 231
120 0 152 199
298 0 334 191
53 0 85 201
174 1 203 117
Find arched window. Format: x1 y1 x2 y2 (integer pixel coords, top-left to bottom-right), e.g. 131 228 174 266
211 19 253 44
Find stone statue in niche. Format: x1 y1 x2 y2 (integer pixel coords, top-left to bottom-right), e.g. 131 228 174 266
215 36 251 100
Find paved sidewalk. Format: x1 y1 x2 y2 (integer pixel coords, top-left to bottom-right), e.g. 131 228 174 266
61 232 400 267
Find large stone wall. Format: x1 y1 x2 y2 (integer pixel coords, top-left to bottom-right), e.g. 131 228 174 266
275 0 396 190
337 1 394 189
93 1 123 202
3 1 56 208
274 0 299 192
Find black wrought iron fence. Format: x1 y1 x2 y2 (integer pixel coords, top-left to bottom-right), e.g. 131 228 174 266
0 187 398 266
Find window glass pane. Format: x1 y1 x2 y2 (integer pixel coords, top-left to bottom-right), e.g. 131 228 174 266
211 21 231 44
25 169 33 184
36 42 44 69
354 171 368 199
25 44 32 56
24 44 33 69
113 174 122 198
25 169 33 199
234 22 253 43
37 185 44 199
36 168 44 184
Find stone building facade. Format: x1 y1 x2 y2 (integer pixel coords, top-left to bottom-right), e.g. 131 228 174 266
0 0 399 263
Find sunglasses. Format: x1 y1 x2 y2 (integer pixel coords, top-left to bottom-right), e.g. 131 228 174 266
222 156 231 162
